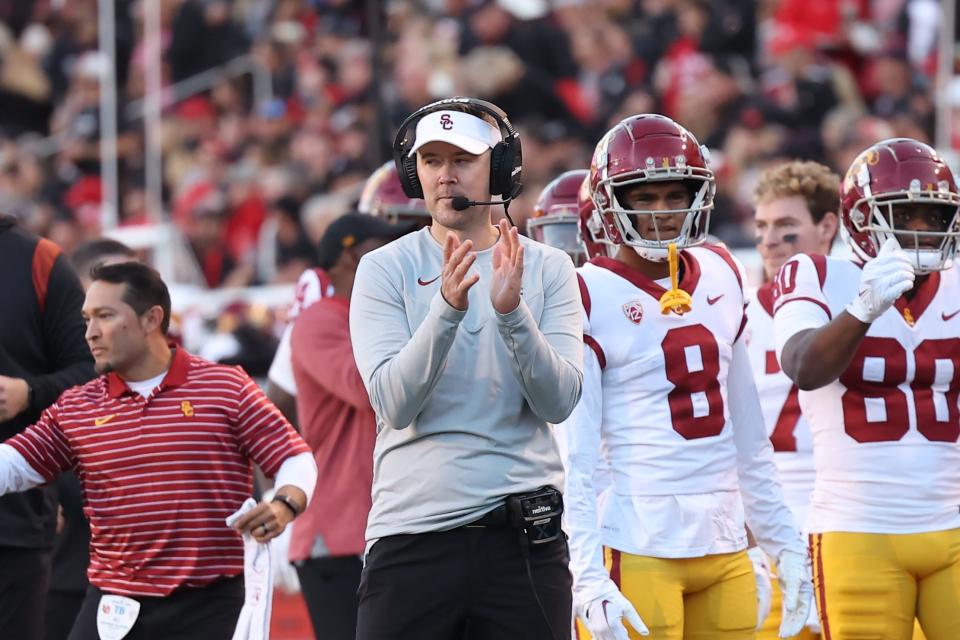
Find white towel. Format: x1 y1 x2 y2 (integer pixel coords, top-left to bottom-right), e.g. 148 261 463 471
226 498 274 640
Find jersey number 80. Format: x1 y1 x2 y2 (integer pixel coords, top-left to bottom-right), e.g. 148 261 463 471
841 337 960 443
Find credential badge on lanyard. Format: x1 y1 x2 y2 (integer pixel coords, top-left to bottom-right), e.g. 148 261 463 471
96 594 141 640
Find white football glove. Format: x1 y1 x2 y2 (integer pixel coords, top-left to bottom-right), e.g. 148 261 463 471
805 605 821 633
578 583 650 639
776 549 813 638
846 238 915 324
747 547 773 630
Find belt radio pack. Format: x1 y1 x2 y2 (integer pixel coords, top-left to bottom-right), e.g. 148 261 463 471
506 485 563 546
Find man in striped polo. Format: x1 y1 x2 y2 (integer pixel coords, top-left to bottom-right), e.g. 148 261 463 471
0 262 317 640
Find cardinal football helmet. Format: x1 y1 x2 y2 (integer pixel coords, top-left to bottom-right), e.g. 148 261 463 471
359 162 430 227
840 138 960 273
589 114 715 261
528 170 589 265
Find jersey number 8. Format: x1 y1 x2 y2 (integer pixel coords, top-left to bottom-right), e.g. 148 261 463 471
662 325 726 439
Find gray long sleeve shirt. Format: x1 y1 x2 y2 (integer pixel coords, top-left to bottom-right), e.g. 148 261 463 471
350 227 583 542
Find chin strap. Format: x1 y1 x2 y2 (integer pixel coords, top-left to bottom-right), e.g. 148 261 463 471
659 243 692 315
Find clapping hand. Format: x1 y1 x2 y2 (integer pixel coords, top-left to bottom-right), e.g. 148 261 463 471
490 220 524 315
441 232 480 311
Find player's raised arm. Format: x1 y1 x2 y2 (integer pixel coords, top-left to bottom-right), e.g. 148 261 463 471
777 242 914 391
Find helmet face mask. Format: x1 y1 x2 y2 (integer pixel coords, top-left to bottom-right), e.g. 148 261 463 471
841 139 960 273
605 177 712 261
380 206 432 228
528 212 585 265
589 115 715 262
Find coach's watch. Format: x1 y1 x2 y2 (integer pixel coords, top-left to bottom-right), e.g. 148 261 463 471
271 493 302 518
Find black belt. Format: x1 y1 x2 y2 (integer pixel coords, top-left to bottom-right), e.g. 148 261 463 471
464 504 511 528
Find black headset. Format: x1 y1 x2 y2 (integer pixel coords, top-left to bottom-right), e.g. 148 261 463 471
392 97 523 201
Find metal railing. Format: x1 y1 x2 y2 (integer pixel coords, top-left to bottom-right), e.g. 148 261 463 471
29 54 273 160
124 54 273 122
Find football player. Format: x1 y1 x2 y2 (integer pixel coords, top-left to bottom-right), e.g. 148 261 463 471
529 170 590 265
358 161 431 228
561 114 812 640
748 161 840 640
267 162 421 417
266 265 333 423
578 173 614 261
774 138 960 639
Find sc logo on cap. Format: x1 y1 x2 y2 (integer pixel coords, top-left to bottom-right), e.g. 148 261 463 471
440 114 453 130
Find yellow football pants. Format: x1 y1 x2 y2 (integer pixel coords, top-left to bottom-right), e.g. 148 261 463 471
809 530 960 640
577 547 757 639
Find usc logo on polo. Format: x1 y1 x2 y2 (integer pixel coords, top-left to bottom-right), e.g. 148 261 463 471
180 401 194 417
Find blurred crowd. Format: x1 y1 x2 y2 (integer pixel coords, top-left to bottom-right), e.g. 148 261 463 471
0 0 956 286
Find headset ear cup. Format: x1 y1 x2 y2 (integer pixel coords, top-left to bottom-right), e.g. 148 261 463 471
490 142 518 197
398 155 423 199
489 143 506 196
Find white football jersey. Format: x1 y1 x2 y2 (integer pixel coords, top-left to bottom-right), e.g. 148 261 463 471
267 267 333 394
565 248 752 558
745 282 814 530
773 254 960 534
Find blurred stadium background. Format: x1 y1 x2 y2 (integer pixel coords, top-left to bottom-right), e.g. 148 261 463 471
0 1 956 635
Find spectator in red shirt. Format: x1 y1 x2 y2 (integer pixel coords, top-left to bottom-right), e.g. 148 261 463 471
290 213 413 640
0 262 317 640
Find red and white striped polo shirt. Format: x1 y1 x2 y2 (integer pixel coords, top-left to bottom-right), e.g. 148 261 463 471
6 347 310 597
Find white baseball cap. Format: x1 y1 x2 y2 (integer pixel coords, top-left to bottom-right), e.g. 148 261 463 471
408 110 502 157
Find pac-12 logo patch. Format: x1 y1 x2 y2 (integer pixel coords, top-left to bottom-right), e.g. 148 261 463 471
622 301 644 324
440 114 453 130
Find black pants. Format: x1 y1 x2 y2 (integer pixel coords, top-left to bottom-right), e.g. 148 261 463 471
296 555 362 640
356 527 572 640
67 576 244 640
0 547 50 640
45 591 86 640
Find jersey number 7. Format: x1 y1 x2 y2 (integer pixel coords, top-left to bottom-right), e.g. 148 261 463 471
764 350 802 451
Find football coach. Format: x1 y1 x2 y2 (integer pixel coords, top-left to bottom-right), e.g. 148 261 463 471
349 97 583 639
0 262 317 640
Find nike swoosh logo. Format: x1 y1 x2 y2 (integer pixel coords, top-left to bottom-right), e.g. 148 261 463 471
94 414 116 426
943 309 960 321
707 294 724 305
417 275 440 286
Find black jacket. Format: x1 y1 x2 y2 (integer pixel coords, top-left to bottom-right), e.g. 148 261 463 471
0 217 95 549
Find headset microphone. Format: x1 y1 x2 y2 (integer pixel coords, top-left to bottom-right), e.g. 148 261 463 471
450 196 514 211
451 195 517 226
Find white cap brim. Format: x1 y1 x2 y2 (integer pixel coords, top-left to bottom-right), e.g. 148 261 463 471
408 110 501 157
